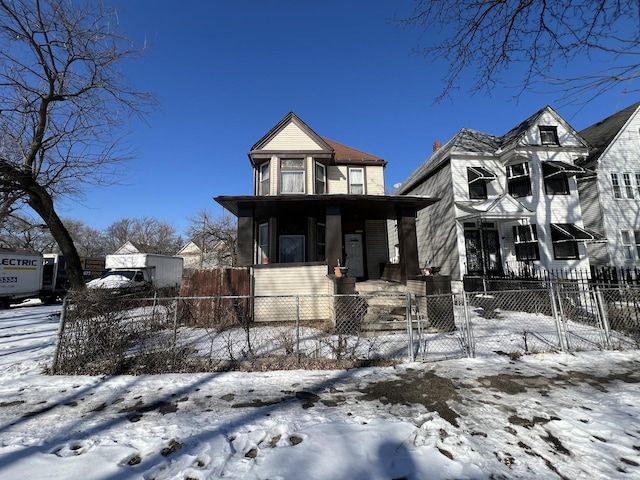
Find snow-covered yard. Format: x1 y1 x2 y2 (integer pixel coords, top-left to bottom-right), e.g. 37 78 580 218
1 301 640 479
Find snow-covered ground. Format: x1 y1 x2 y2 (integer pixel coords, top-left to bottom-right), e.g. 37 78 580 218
1 301 640 479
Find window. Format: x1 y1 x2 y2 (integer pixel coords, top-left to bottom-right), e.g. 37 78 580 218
612 173 622 198
542 163 569 195
279 235 305 263
467 166 496 199
349 168 364 194
550 224 580 260
513 224 540 261
258 223 269 262
539 126 559 145
623 173 635 199
612 172 638 199
259 162 270 196
507 162 532 197
316 222 326 261
621 230 638 261
280 159 305 194
315 162 326 194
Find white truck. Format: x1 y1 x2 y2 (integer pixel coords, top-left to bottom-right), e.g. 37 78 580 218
87 253 183 295
0 251 44 308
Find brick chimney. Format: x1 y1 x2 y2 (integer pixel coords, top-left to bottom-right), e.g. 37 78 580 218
433 141 442 152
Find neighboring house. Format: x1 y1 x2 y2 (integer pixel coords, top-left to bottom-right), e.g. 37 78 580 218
577 102 640 269
113 241 159 255
177 240 230 270
215 112 438 305
393 106 602 291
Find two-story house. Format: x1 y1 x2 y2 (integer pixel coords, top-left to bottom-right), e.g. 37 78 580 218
215 112 438 302
577 102 640 271
392 106 602 291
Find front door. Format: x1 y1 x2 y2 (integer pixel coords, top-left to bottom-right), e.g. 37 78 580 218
345 233 364 278
464 229 502 276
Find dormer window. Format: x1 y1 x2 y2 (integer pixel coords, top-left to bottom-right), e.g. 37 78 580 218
539 126 559 145
280 159 304 194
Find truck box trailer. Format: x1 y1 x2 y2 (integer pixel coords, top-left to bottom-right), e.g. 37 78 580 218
88 253 183 294
0 251 43 307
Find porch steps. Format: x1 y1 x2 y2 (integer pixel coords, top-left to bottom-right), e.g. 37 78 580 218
355 280 408 334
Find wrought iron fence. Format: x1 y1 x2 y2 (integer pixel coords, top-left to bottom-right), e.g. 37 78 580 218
52 283 640 374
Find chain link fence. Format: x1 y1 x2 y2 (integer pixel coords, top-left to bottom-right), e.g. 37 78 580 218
52 282 640 374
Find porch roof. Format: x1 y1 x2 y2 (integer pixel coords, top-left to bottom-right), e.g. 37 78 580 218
215 194 439 220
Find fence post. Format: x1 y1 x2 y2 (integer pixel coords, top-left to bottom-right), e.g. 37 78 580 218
594 287 612 349
296 295 301 365
406 293 415 361
462 292 475 358
549 282 567 352
50 297 69 374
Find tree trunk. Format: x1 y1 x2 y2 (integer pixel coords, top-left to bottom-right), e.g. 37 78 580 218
27 188 85 290
0 161 85 290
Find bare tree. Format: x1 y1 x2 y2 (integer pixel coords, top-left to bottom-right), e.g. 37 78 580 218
0 212 55 252
402 0 640 102
63 218 108 257
0 0 154 288
186 210 237 267
104 216 183 255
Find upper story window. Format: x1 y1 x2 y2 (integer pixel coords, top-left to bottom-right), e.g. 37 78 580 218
611 173 636 199
349 167 365 195
507 162 532 197
280 159 305 194
542 162 569 195
467 166 496 199
513 224 540 261
315 162 326 194
539 126 559 145
259 162 270 196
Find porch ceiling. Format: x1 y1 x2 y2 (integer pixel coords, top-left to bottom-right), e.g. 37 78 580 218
215 194 439 220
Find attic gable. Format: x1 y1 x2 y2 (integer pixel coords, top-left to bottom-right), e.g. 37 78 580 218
249 112 333 160
499 105 588 150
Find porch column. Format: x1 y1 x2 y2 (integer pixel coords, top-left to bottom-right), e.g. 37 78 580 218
237 206 254 267
325 205 343 275
397 206 420 283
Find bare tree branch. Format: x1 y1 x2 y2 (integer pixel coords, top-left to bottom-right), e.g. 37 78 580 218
0 0 156 288
401 0 640 103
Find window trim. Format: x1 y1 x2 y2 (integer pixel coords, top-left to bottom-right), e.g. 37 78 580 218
513 224 540 261
315 162 326 194
349 167 365 195
279 234 305 263
258 222 269 262
279 158 305 194
507 162 532 197
259 162 270 196
539 126 560 145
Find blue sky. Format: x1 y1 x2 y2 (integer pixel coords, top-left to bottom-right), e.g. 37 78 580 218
58 1 638 237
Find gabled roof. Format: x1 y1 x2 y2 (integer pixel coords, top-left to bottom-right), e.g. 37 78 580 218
578 102 640 166
396 105 587 195
249 112 332 153
248 112 386 166
395 128 499 194
322 138 386 165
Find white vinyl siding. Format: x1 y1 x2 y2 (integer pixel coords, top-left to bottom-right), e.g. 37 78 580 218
261 123 324 151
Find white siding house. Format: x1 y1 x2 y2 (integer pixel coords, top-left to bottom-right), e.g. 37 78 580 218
578 102 640 269
392 106 601 290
